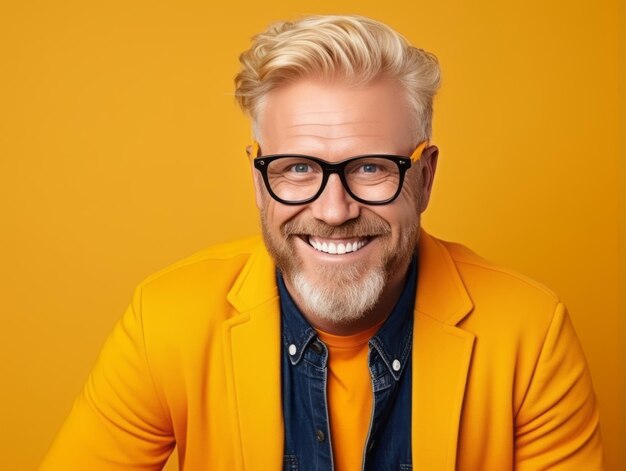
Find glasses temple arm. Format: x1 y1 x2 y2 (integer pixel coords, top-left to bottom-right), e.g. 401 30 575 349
410 140 429 163
250 141 260 159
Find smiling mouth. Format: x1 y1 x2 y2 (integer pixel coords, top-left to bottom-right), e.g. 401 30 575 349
306 236 370 255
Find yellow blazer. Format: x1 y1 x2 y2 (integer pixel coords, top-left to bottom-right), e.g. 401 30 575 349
40 231 604 470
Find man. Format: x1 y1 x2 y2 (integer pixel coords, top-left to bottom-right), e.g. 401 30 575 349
40 15 604 470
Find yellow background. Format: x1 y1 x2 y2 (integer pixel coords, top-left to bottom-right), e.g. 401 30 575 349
0 1 623 470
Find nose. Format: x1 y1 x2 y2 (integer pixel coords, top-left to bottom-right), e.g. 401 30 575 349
309 174 360 225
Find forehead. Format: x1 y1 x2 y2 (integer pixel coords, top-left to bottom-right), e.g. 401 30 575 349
258 78 415 156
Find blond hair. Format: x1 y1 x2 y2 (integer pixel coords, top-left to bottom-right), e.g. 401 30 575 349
234 15 441 141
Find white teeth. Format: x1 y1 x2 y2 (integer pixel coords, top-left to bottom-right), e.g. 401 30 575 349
308 237 368 255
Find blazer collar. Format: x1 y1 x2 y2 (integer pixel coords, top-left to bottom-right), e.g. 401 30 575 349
415 230 473 325
226 238 278 313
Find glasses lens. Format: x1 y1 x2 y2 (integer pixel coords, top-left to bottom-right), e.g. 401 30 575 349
266 157 323 202
344 157 401 202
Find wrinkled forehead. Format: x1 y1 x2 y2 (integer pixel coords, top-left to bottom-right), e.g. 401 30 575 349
256 78 416 156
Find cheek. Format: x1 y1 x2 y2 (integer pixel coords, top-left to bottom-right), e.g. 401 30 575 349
368 203 416 237
253 171 267 210
404 169 423 199
390 185 421 220
262 200 302 233
371 194 421 242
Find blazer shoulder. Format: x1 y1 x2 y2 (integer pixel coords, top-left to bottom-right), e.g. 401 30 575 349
125 235 272 352
441 239 560 304
129 234 273 329
433 238 564 339
138 234 266 291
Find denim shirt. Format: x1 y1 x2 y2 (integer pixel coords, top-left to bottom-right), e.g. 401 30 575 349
279 257 417 471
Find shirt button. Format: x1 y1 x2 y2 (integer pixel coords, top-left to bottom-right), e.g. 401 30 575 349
288 344 297 356
392 359 401 371
315 429 325 442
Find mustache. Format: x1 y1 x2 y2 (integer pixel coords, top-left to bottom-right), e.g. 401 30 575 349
281 215 391 238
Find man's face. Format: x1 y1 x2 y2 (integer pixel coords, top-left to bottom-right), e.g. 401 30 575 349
252 78 437 325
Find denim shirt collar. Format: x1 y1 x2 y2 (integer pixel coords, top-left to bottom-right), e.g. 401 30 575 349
277 274 318 366
278 256 417 378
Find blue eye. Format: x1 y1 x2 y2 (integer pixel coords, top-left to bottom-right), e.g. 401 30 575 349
361 164 378 173
291 163 310 173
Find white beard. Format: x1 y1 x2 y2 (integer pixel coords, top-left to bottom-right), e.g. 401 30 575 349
290 263 386 323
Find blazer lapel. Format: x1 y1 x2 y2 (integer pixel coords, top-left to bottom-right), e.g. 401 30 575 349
412 232 475 470
222 243 284 471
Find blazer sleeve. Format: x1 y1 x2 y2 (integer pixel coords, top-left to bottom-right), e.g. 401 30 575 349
514 302 605 470
39 286 175 470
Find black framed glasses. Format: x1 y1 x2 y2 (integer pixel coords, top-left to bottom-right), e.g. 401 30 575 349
252 141 427 205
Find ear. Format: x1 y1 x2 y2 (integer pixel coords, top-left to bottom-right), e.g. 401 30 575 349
418 145 439 213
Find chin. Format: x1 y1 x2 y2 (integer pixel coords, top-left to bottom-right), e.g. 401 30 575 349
288 262 387 323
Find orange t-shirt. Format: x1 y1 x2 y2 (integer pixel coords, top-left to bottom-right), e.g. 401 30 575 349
316 322 382 471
